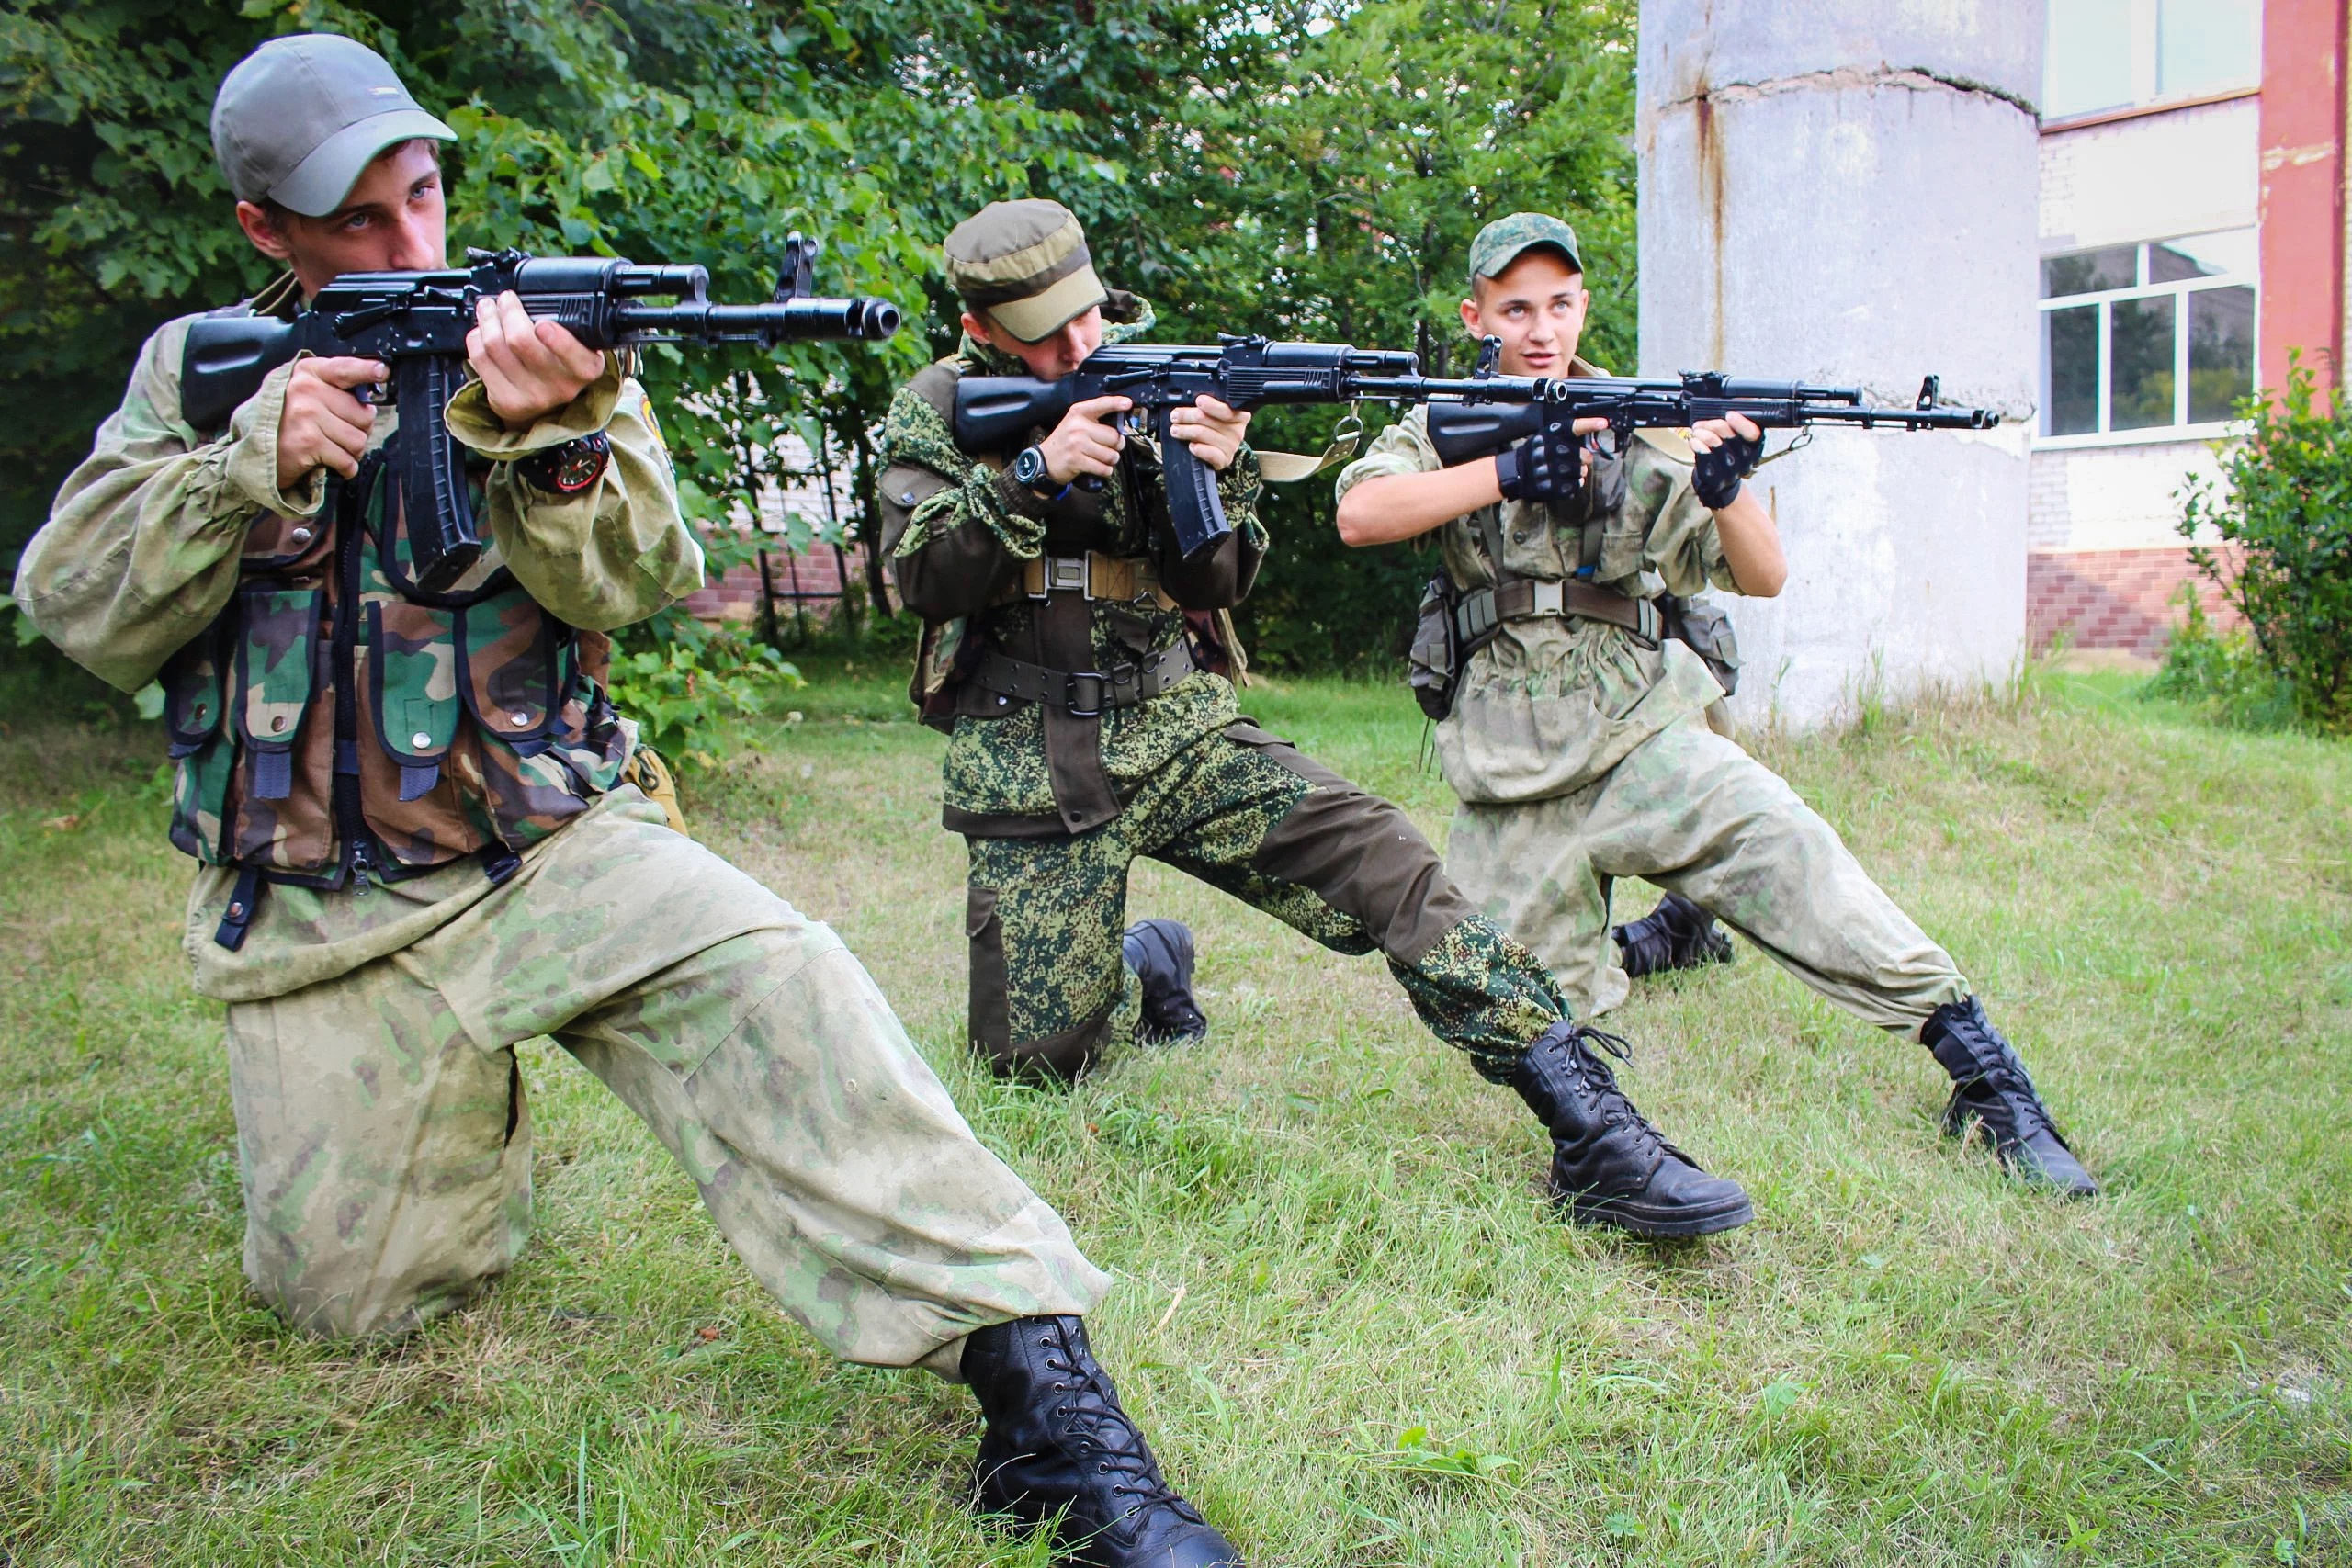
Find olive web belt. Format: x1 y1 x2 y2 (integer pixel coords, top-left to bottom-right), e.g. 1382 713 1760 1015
1453 578 1660 649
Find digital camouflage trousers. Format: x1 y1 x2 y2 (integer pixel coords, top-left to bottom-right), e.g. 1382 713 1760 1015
224 796 1106 1364
963 721 1566 1082
1446 712 1971 1032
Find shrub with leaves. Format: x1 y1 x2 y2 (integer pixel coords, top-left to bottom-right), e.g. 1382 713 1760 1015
2177 360 2352 734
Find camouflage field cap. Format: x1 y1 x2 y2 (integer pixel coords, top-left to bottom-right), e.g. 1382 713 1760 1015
1467 212 1586 288
944 199 1110 344
212 34 456 218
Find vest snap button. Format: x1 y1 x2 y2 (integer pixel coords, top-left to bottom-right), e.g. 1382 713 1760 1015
412 731 433 749
508 712 530 728
290 526 312 545
270 715 286 732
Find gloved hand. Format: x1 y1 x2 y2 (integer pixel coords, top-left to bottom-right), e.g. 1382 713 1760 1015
1495 427 1583 507
1690 424 1764 511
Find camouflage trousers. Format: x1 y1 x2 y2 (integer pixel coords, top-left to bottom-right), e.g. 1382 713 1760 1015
1447 712 1971 1032
964 721 1566 1082
223 796 1107 1363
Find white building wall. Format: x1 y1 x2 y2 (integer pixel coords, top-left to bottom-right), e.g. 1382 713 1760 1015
2032 97 2257 555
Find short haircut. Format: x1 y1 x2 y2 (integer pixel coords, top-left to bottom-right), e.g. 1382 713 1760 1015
256 138 443 229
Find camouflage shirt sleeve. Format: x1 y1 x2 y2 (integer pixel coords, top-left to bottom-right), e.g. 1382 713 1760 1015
1333 405 1441 501
883 375 1049 567
452 362 702 632
1627 437 1738 597
12 314 330 693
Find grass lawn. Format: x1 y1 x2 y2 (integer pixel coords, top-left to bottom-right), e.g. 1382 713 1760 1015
0 657 2346 1565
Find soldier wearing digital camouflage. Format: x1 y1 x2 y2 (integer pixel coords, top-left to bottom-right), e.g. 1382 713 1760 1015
1333 212 2098 1198
878 197 1761 1241
13 38 1247 1567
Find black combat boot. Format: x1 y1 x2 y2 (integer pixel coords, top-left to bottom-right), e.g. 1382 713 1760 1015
1123 919 1208 1044
1922 997 2098 1197
963 1314 1242 1567
1510 1021 1754 1237
1613 892 1734 979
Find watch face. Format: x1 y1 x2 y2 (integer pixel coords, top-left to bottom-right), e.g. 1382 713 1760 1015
1013 446 1046 486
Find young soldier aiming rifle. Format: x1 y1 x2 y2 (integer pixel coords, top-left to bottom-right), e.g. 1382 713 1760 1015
880 197 1759 1241
1332 212 2096 1198
13 36 1245 1566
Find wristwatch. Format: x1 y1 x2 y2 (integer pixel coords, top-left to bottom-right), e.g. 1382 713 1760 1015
1011 444 1052 492
517 431 612 494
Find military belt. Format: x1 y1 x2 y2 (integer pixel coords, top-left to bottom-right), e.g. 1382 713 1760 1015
972 639 1198 718
1455 577 1660 648
989 551 1173 608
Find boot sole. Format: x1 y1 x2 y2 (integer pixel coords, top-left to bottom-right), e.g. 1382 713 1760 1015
1562 1189 1756 1238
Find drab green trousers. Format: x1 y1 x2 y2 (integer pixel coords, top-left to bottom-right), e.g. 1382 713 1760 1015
223 797 1105 1362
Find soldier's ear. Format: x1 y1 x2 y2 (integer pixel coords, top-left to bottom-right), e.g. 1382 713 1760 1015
1458 293 1483 337
236 200 296 264
960 309 999 346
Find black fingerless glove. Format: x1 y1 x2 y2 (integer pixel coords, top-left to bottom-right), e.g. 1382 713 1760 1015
1495 430 1580 507
1690 430 1764 511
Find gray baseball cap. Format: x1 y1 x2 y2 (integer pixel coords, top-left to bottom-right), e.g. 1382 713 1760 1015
211 34 455 217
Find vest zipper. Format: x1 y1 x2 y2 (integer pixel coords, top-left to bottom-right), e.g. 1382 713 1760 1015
332 457 375 895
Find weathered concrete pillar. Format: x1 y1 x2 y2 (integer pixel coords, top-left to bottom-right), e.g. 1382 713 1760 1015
1636 5 2041 728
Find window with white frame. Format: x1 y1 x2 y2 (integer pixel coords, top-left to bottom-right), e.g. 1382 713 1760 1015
2039 231 2256 439
2044 0 2261 120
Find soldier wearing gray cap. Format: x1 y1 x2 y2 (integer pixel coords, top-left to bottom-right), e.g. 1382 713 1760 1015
879 199 1758 1252
16 40 1246 1562
1333 211 2097 1200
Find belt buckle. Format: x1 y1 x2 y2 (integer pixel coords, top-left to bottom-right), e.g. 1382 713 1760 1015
1053 556 1093 597
1635 597 1662 647
1530 579 1566 618
1064 671 1108 716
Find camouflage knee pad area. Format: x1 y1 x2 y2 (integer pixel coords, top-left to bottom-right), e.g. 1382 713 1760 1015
964 722 1565 1081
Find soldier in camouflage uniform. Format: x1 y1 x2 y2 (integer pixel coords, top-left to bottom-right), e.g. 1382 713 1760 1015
14 38 1247 1567
1333 212 2097 1197
879 198 1758 1241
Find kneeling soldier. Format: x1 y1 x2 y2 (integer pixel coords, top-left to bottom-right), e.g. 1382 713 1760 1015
13 37 1240 1565
879 198 1756 1240
1333 212 2096 1197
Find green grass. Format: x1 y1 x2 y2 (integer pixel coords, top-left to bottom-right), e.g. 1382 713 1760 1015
1 659 2346 1565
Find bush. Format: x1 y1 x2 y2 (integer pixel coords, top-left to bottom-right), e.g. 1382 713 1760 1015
2177 359 2352 733
2145 582 2300 731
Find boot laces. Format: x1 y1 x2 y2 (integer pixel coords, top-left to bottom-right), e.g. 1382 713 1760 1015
1559 1026 1665 1156
1947 1014 2055 1144
1036 1325 1196 1525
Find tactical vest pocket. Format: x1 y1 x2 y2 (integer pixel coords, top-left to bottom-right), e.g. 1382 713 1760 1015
458 588 560 753
367 601 461 800
162 625 234 863
232 585 322 801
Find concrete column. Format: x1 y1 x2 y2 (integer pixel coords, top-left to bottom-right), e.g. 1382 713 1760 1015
1636 4 2041 728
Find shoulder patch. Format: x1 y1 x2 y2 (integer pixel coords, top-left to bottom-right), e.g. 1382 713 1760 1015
1634 427 1694 462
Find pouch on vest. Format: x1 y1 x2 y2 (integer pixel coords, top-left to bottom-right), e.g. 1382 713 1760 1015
1664 594 1743 697
1406 574 1463 722
458 586 560 755
163 620 235 861
232 585 322 801
368 601 461 800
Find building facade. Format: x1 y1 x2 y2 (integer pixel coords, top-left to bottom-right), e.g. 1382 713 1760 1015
2030 0 2348 658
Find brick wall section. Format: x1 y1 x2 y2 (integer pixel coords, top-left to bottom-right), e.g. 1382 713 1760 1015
2027 547 2243 658
680 533 873 624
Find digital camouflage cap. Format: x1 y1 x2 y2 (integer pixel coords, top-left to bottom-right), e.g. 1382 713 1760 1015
1467 213 1586 288
944 199 1110 344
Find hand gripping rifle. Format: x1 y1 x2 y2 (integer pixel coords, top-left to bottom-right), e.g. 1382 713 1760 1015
181 234 901 592
953 337 1425 559
1419 338 1998 485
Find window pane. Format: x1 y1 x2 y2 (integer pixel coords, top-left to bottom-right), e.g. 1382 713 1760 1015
2043 305 2101 434
2043 245 2138 298
2109 295 2177 429
2159 0 2259 97
2046 0 2137 117
2188 285 2255 422
2150 228 2256 281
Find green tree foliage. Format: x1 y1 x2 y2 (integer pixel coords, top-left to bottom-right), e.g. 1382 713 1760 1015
2170 359 2352 734
3 0 1638 700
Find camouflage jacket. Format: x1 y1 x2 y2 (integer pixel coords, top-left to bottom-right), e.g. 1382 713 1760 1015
1335 397 1739 802
878 298 1269 838
16 275 699 897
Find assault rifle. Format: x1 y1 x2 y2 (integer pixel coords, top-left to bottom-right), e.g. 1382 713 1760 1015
181 235 900 592
1419 342 1997 478
955 338 1425 558
954 333 1996 560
